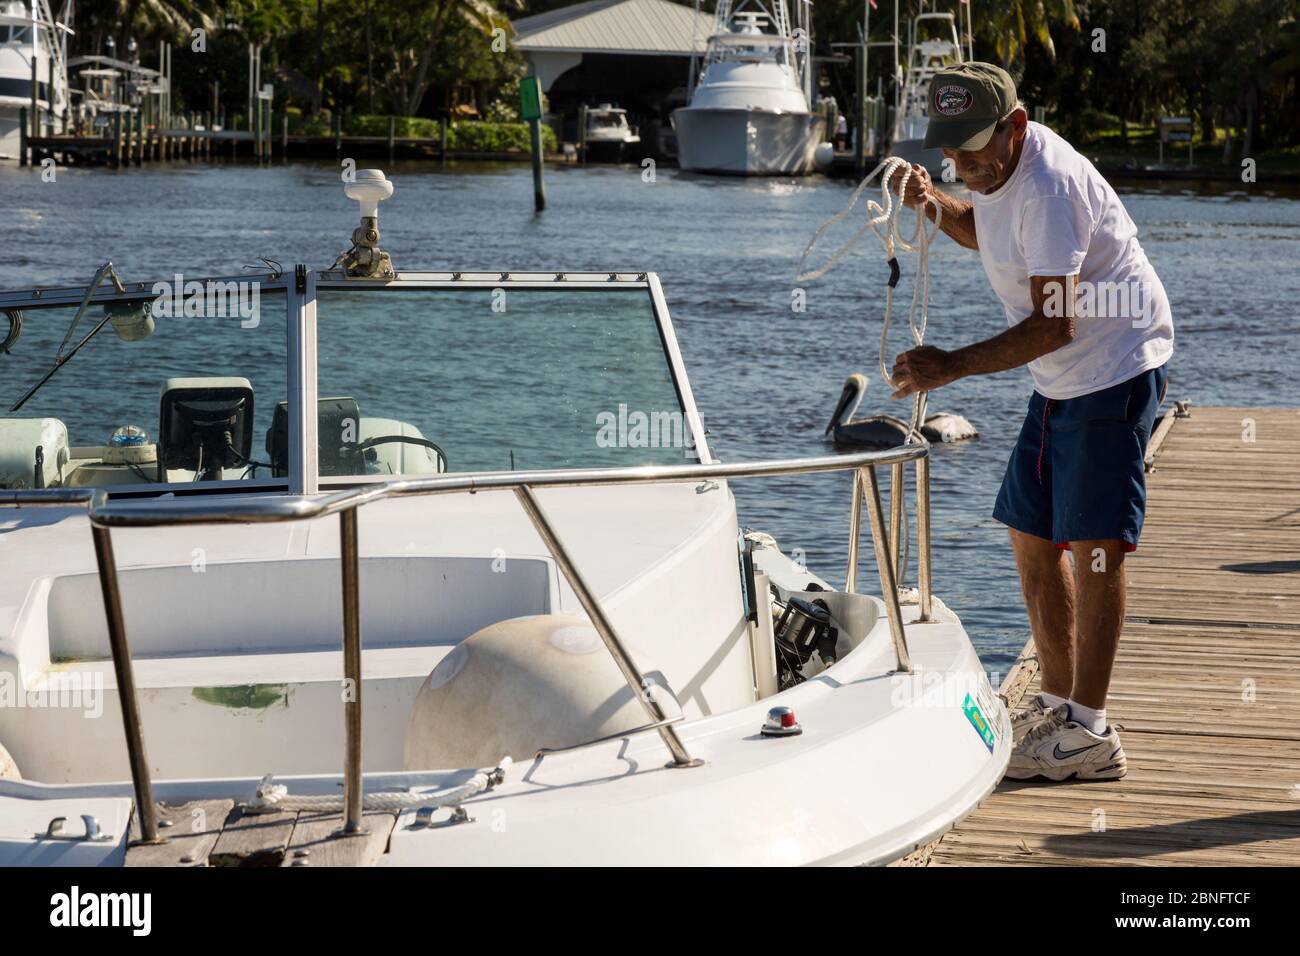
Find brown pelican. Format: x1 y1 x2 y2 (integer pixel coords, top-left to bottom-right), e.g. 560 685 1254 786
825 373 978 448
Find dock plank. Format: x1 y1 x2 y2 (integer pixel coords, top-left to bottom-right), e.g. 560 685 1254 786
915 405 1300 867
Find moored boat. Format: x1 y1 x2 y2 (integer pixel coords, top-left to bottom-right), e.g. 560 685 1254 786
0 170 1008 866
672 1 827 176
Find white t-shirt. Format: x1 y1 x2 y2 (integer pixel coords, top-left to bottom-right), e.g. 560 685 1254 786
969 122 1174 399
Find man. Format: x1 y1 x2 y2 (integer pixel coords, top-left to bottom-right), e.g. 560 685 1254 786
888 63 1174 782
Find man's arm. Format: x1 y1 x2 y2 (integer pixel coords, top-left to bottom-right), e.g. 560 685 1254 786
889 274 1076 398
889 163 978 250
925 189 978 250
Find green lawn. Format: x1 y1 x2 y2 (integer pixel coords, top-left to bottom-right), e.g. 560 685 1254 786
1071 123 1299 175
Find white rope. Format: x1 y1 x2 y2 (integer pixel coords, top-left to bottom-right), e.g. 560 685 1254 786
245 757 512 814
796 156 942 400
798 157 947 587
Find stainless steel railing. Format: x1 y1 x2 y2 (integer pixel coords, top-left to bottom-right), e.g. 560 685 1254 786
3 443 934 842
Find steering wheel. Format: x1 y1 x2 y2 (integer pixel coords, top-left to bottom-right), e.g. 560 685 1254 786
357 435 448 473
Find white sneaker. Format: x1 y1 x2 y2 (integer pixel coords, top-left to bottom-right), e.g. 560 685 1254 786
1004 704 1127 782
1010 693 1054 742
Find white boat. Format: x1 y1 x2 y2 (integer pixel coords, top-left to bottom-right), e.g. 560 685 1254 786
583 104 640 162
672 0 827 176
0 170 1008 866
888 8 968 176
0 0 70 160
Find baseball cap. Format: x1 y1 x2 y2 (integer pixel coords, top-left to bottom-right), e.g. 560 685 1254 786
923 62 1019 151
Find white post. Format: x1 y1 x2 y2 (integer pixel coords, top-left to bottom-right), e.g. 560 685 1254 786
248 43 254 134
864 0 870 108
865 0 872 149
30 0 39 136
893 0 900 122
966 1 974 61
804 0 812 103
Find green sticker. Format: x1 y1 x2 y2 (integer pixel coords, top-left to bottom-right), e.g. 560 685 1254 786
963 692 996 753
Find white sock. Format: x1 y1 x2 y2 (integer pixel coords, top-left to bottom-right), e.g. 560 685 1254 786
1067 700 1107 735
1040 691 1067 709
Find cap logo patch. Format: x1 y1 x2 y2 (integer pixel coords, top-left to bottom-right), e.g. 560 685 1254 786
934 85 974 116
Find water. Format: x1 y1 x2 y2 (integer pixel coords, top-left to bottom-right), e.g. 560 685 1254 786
3 160 1298 676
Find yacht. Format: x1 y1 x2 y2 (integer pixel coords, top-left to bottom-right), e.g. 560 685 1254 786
672 0 827 175
583 104 641 163
888 8 968 176
0 170 1008 866
0 0 70 160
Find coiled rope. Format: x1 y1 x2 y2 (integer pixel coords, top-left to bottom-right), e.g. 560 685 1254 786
796 156 942 433
1 310 22 354
245 757 512 814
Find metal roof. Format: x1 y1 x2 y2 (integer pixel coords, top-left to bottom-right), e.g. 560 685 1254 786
512 0 714 56
67 55 162 79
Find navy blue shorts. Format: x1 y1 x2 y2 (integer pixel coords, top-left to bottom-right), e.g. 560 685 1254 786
993 364 1168 550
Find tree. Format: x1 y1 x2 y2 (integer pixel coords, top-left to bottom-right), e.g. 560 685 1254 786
981 0 1082 72
387 0 505 116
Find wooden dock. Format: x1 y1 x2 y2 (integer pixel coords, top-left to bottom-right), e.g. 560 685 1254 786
905 404 1300 866
16 107 578 169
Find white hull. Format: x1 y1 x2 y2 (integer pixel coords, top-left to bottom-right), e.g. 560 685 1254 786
0 111 20 158
0 104 64 160
584 135 640 163
0 558 1008 866
673 108 826 176
0 490 1008 867
0 0 68 163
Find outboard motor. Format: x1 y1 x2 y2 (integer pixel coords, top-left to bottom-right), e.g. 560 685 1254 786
773 594 838 688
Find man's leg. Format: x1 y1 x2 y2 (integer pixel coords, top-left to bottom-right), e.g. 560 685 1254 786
1004 534 1130 781
1068 539 1128 709
1008 527 1074 698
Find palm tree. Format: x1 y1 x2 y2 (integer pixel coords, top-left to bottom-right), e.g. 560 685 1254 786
981 0 1081 72
394 0 504 116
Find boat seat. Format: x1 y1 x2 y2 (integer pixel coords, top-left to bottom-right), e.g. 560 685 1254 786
266 399 444 476
0 418 70 489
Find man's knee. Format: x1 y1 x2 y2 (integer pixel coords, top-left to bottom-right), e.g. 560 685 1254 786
1009 527 1059 564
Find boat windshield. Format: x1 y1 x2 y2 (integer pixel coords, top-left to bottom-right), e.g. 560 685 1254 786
0 285 287 491
710 34 789 66
313 283 697 478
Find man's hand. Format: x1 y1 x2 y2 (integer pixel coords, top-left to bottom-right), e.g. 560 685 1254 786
904 276 1076 390
891 345 960 398
886 162 934 209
